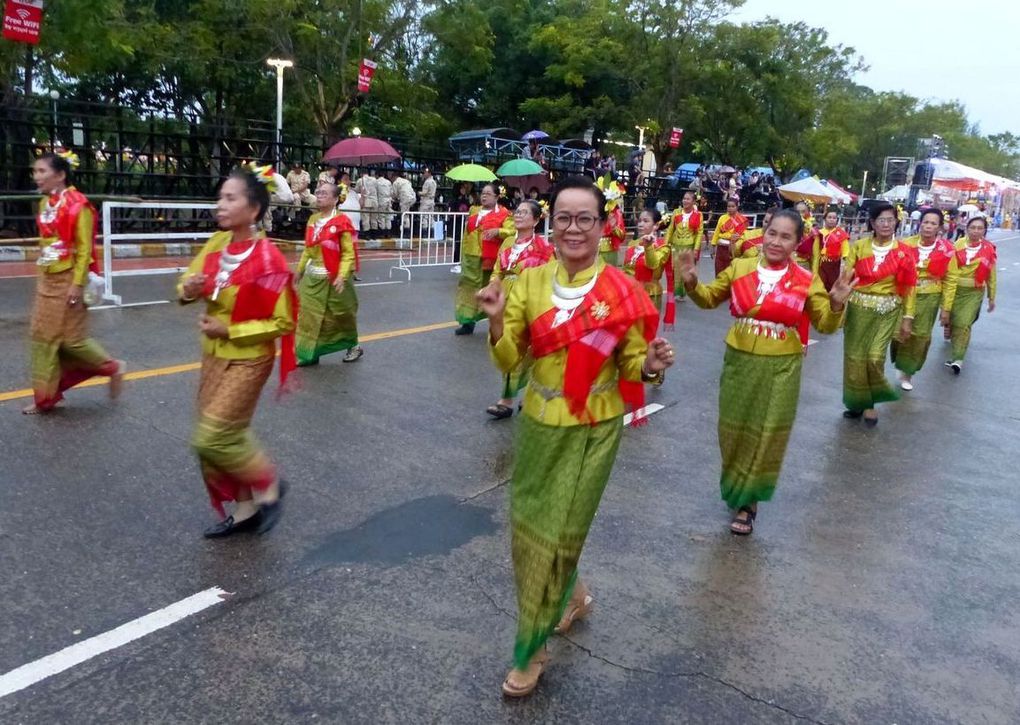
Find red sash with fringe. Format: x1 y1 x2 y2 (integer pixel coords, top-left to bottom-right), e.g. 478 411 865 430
202 238 299 389
853 240 917 298
37 187 100 275
718 213 748 239
469 207 511 268
730 263 813 346
956 240 996 286
304 212 359 280
529 265 659 425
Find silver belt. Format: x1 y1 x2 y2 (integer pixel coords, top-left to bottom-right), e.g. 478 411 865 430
306 263 330 278
849 290 901 314
733 317 794 340
527 379 617 421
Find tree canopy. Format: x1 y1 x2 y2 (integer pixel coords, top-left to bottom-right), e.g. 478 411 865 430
2 0 1017 185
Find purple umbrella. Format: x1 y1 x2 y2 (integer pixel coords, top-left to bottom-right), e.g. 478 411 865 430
522 130 550 141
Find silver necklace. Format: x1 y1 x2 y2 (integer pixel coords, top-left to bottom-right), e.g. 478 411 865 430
212 239 257 300
40 189 67 225
550 262 598 328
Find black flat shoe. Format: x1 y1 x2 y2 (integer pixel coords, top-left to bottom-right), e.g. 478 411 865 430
255 480 289 535
843 409 863 419
203 513 261 539
486 403 513 419
454 323 475 336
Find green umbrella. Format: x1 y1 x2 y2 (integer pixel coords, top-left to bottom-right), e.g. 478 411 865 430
496 158 543 177
444 163 497 182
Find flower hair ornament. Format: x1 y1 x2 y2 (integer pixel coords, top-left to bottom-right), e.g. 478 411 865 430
336 181 349 205
243 162 279 194
56 149 81 169
498 184 508 199
537 199 550 220
596 173 625 211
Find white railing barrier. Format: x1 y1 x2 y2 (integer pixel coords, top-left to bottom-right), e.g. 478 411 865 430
100 201 217 308
389 211 469 280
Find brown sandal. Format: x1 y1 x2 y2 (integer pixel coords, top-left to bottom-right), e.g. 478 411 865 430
554 590 593 635
501 651 550 698
730 506 756 535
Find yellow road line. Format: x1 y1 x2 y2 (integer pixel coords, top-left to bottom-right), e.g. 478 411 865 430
0 320 459 403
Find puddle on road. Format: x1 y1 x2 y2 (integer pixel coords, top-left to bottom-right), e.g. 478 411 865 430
304 494 498 567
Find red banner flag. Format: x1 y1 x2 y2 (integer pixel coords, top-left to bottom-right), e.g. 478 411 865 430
2 0 43 44
668 127 683 149
357 59 378 94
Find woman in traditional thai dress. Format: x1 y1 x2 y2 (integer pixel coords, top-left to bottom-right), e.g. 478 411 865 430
679 209 850 535
454 182 515 335
841 202 916 426
792 201 817 270
811 210 850 291
24 151 124 415
945 215 996 374
177 167 297 538
623 208 675 326
483 200 554 419
295 181 362 366
477 176 674 697
596 175 626 266
664 190 704 298
709 197 747 275
891 209 958 390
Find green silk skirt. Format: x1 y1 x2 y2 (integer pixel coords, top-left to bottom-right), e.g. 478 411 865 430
891 292 941 376
296 273 359 365
842 299 901 411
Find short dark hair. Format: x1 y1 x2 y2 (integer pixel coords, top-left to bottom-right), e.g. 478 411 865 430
37 152 73 182
766 208 805 240
919 208 943 226
640 207 662 224
550 175 607 220
867 201 897 232
480 182 500 196
966 215 988 231
227 167 271 219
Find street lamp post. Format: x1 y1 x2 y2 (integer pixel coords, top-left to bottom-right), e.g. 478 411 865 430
266 58 293 171
49 89 60 150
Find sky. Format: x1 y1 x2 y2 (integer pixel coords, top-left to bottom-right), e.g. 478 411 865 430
728 0 1020 136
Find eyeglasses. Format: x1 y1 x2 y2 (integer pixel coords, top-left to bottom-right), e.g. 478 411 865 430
551 212 599 231
873 216 897 225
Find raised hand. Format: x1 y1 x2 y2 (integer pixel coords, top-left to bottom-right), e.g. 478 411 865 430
828 268 856 311
476 282 506 319
644 337 675 373
182 273 206 300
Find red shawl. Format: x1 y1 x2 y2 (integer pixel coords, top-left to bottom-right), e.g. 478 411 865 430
530 264 659 425
795 225 818 260
468 207 511 268
202 238 299 389
821 227 849 261
956 240 997 286
853 240 917 298
305 211 359 281
672 208 702 234
912 238 955 279
601 206 627 251
730 263 813 346
37 187 100 275
624 238 676 328
497 233 553 274
718 213 748 239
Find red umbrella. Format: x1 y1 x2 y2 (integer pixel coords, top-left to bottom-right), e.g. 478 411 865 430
321 137 401 165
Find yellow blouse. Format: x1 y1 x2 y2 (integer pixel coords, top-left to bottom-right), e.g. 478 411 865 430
901 235 960 309
845 237 917 316
177 231 296 360
664 209 704 251
37 195 94 285
461 205 515 258
297 211 357 279
810 226 850 274
622 238 670 298
710 213 745 248
688 257 843 356
953 239 997 301
490 259 649 426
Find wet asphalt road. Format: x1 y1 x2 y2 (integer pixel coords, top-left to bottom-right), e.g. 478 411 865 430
0 232 1018 724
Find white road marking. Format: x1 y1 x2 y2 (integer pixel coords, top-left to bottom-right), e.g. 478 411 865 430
0 586 229 699
354 280 405 287
807 339 819 346
624 402 665 426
